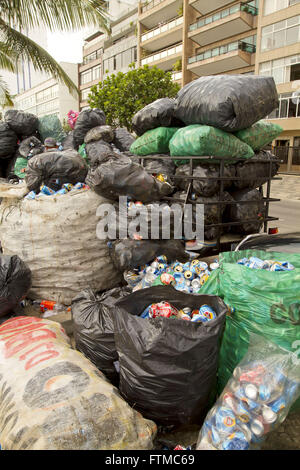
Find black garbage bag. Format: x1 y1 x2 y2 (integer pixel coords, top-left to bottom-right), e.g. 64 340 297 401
19 136 44 158
113 128 135 152
85 140 112 166
109 239 189 272
225 188 265 234
174 75 279 132
5 153 19 181
234 150 279 190
25 149 88 192
73 108 106 148
72 287 131 385
113 285 227 425
140 155 176 184
0 122 18 159
62 131 75 150
0 255 32 317
132 98 183 136
5 109 39 137
173 191 231 240
84 125 114 144
86 152 174 203
175 163 236 197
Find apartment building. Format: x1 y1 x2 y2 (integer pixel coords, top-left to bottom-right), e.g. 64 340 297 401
137 0 300 172
14 62 79 121
79 2 138 110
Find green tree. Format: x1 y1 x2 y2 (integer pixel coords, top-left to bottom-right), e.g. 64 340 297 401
88 64 180 131
0 0 109 107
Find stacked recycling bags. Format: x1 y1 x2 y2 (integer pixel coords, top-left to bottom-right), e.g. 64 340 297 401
130 75 282 239
201 249 300 411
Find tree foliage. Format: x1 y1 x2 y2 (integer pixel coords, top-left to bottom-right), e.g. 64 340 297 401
88 64 180 131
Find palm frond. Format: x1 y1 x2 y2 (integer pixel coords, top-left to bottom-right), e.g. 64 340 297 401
0 75 14 107
0 0 110 33
0 42 16 72
0 20 78 96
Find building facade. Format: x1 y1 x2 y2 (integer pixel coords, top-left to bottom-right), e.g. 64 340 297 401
79 2 138 110
137 0 300 172
14 62 79 122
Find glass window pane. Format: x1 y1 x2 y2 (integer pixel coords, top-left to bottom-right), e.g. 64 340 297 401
273 66 284 84
280 99 288 118
274 29 285 48
288 97 297 117
274 20 286 31
287 15 299 27
286 26 299 45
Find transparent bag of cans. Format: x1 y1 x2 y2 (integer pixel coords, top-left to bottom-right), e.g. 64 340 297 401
197 334 300 451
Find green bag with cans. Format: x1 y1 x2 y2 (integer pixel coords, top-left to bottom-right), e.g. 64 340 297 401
201 249 300 410
130 127 180 156
235 121 283 152
169 125 254 166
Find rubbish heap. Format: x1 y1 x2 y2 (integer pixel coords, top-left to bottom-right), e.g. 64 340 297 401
0 74 299 451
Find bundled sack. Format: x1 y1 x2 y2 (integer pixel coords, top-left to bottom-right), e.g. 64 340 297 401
174 75 279 132
130 127 179 156
86 152 173 203
0 122 18 158
234 150 279 190
225 188 264 234
132 98 182 136
113 127 135 152
200 249 300 410
142 155 176 182
73 108 106 148
5 109 38 137
86 140 112 166
109 239 189 272
0 255 31 317
113 286 227 425
170 125 254 164
173 191 232 240
0 316 156 450
19 136 44 158
72 287 131 385
84 125 114 144
0 187 122 304
175 163 235 197
235 120 283 152
25 149 88 192
62 131 75 150
197 335 300 450
38 114 65 143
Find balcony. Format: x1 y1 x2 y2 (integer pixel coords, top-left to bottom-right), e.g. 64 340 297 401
141 16 183 51
188 40 255 76
141 43 183 70
140 0 183 29
171 71 182 82
189 3 257 47
189 0 234 15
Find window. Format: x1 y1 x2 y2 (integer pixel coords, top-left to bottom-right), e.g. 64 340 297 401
261 16 300 52
264 0 300 15
259 54 300 84
81 88 91 101
80 69 92 85
83 49 102 65
103 47 137 75
267 92 300 119
36 84 59 104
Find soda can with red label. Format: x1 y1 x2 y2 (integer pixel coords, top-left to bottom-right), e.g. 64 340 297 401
160 273 176 286
199 305 217 321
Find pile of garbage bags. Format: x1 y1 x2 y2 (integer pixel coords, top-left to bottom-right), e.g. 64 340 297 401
129 74 282 239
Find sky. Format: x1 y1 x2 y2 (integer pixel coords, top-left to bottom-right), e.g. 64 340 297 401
47 29 90 64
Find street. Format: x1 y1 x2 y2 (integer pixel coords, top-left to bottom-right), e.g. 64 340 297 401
270 200 300 234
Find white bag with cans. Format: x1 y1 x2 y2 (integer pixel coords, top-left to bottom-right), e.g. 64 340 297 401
0 184 122 305
0 316 156 450
197 335 300 450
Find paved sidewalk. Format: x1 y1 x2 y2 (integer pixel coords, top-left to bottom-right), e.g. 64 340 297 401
268 174 300 201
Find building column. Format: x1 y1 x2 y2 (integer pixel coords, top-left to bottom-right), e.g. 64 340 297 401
287 136 295 172
182 0 198 87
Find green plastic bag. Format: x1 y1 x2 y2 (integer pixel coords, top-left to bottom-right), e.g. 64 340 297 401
14 156 28 179
169 125 254 166
201 249 300 410
130 127 179 156
235 120 283 152
78 143 89 165
38 115 65 143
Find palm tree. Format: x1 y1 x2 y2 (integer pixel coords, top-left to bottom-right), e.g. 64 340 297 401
0 0 109 107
